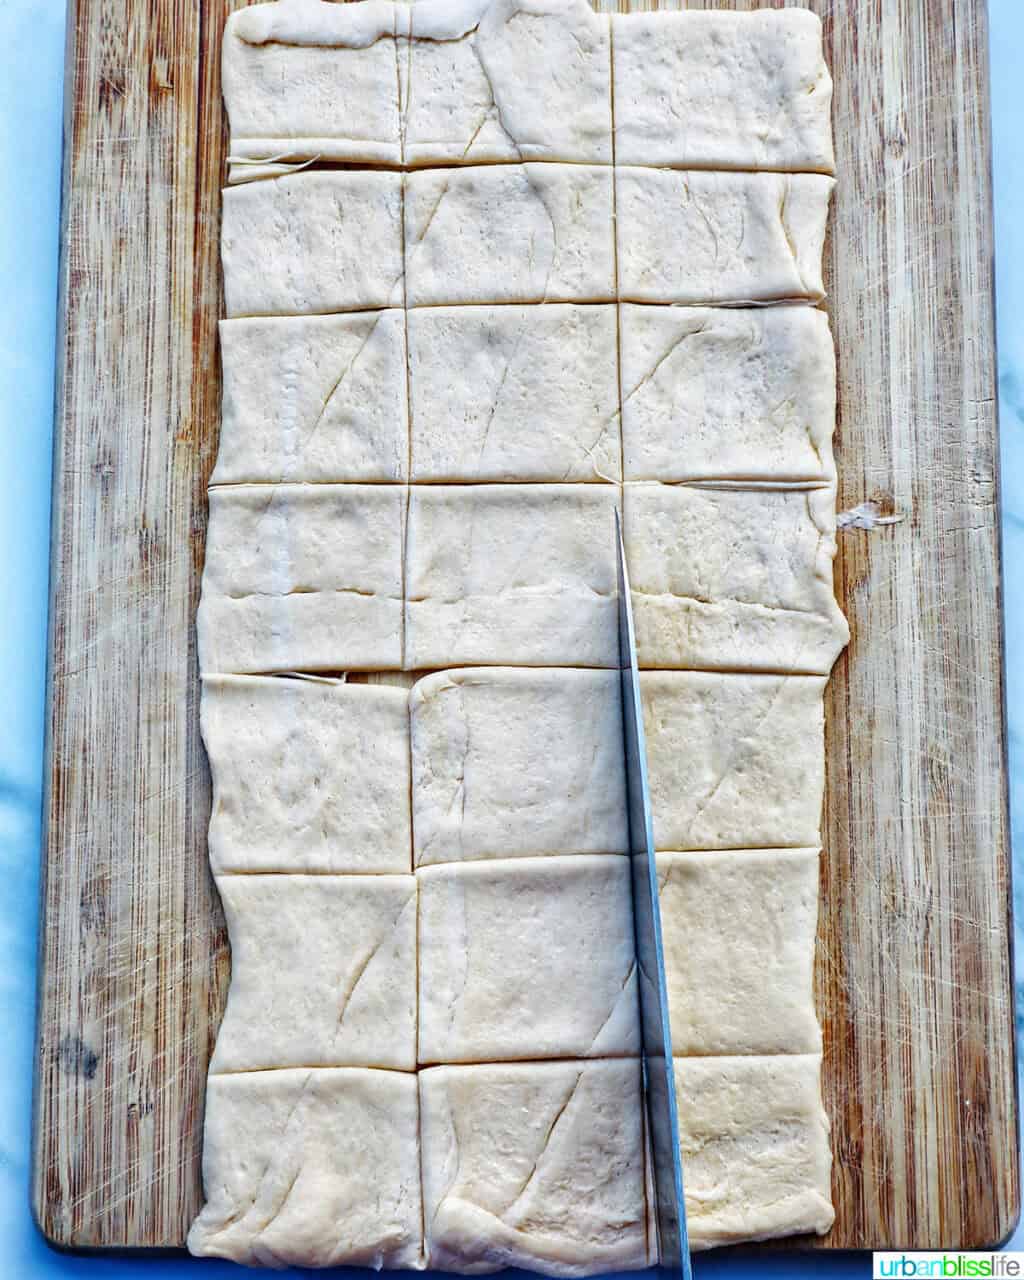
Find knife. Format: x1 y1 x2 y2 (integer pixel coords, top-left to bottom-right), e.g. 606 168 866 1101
615 509 692 1280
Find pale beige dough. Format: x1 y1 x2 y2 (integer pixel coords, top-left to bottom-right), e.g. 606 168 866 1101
405 0 611 166
417 856 638 1063
619 304 837 484
623 481 849 673
221 171 405 317
405 484 618 669
675 1055 834 1249
657 849 822 1056
223 1 405 176
211 874 417 1072
420 1059 648 1276
616 169 833 304
407 304 619 482
641 671 826 850
411 667 627 865
197 484 405 674
201 676 411 874
187 1067 422 1269
612 9 834 172
213 310 408 484
405 164 615 306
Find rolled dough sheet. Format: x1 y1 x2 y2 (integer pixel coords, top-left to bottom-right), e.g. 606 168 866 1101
619 304 836 484
641 671 826 850
405 0 612 166
410 667 627 865
623 481 849 673
223 1 405 174
221 171 405 317
407 304 620 482
187 1066 422 1268
612 9 834 173
675 1054 834 1249
417 855 638 1064
213 310 408 484
198 484 405 674
211 874 417 1072
657 849 822 1056
419 1059 648 1276
404 164 615 306
202 676 411 874
616 169 833 304
405 484 618 669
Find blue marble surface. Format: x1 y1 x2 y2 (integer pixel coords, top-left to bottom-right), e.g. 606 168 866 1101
2 0 1022 1275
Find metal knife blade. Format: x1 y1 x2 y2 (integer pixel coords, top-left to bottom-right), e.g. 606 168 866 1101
615 509 692 1280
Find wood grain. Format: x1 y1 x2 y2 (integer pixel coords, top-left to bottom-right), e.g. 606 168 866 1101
33 0 1018 1254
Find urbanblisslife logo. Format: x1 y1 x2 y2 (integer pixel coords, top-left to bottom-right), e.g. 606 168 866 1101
873 1254 1024 1278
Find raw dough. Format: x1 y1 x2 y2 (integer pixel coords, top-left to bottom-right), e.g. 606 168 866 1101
202 676 411 874
612 9 834 172
641 671 826 850
221 171 405 317
618 305 837 483
405 0 611 165
211 874 417 1072
198 484 405 673
657 849 822 1056
223 2 405 174
187 1067 422 1268
675 1055 834 1249
616 169 833 304
407 304 619 482
214 310 407 484
419 1059 648 1275
405 484 618 668
410 667 627 864
417 856 638 1063
405 164 615 306
623 481 849 673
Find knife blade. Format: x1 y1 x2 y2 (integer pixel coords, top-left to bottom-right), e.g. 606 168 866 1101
615 509 692 1280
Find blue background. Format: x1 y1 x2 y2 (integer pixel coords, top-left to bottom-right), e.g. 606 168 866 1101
2 1 1021 1276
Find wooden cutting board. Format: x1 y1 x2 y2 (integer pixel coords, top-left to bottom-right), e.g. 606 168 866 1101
32 0 1019 1254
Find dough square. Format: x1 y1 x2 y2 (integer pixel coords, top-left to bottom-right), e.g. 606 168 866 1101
420 1059 648 1276
404 164 615 306
641 671 826 850
187 1067 422 1269
623 481 849 673
221 171 405 317
201 676 411 874
675 1055 834 1249
615 169 833 304
407 304 620 482
619 304 837 484
411 667 628 865
417 856 638 1064
198 484 405 674
612 9 834 173
214 310 408 484
211 874 416 1073
223 3 404 174
657 848 822 1056
405 483 619 668
405 0 612 166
